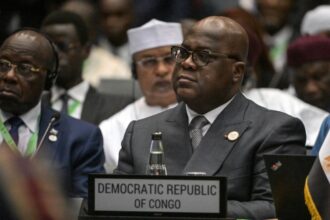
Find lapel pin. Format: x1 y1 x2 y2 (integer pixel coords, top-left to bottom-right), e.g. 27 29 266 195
49 134 57 142
49 128 58 142
50 128 58 135
225 131 239 141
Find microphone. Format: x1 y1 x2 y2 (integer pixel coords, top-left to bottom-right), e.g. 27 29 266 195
31 112 60 158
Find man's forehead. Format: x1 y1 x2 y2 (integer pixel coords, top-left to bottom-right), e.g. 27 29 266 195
14 31 39 41
1 31 53 65
300 60 330 70
183 27 226 49
191 16 245 37
195 17 226 30
187 21 229 43
3 31 48 50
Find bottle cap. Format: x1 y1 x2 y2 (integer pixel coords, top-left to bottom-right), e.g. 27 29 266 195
152 132 162 140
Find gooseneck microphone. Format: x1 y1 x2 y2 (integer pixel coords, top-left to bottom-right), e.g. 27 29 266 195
31 112 60 158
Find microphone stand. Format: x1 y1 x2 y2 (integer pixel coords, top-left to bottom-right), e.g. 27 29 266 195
30 112 60 159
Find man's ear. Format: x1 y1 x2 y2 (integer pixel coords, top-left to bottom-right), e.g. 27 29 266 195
232 61 245 83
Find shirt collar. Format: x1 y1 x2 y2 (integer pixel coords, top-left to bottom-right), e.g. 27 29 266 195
0 101 41 133
133 97 177 119
186 96 234 125
51 81 89 103
141 97 177 109
266 25 293 46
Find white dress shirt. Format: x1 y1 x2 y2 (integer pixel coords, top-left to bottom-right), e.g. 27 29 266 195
0 102 41 155
186 98 233 137
51 81 89 119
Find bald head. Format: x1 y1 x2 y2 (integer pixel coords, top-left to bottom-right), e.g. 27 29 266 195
191 16 249 62
0 29 57 115
2 30 55 71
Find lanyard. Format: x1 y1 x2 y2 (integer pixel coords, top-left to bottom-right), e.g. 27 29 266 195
68 99 80 116
0 117 38 156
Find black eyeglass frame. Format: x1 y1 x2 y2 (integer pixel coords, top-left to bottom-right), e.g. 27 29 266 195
171 46 239 67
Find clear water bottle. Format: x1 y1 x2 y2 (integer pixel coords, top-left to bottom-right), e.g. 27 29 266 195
146 132 167 176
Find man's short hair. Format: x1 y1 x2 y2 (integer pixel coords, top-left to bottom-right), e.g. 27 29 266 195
42 10 89 45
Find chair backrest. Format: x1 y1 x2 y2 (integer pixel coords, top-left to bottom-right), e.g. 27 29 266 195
98 79 142 100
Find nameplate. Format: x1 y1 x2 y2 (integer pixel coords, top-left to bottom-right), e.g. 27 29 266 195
88 174 227 218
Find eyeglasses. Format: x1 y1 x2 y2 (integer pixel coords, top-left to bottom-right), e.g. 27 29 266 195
0 59 46 77
55 42 78 53
135 54 175 70
171 46 238 67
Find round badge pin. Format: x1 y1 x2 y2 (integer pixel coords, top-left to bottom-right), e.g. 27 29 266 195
50 128 58 135
227 131 239 141
49 134 57 142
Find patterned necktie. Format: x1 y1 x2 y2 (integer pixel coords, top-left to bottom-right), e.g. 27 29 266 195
189 116 209 150
7 117 24 145
60 93 69 114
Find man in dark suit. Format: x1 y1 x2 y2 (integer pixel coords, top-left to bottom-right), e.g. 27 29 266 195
41 10 131 125
0 28 105 198
115 16 307 219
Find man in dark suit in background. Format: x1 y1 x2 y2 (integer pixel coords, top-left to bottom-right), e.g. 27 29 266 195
41 10 132 125
0 29 105 198
115 16 306 219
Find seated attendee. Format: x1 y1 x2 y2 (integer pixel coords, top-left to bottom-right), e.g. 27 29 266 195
287 35 330 112
220 8 328 147
61 0 131 86
0 29 105 198
41 11 132 125
115 16 306 219
312 115 330 155
255 0 296 85
100 19 182 172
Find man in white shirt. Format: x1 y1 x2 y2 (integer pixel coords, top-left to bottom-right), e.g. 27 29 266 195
255 0 295 88
100 19 183 172
287 35 330 113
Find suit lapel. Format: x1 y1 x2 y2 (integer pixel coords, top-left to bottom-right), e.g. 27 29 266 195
81 86 95 122
163 103 193 175
35 105 60 160
182 93 252 175
41 91 51 107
